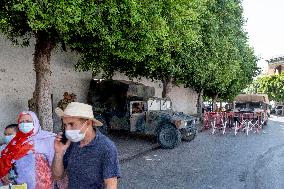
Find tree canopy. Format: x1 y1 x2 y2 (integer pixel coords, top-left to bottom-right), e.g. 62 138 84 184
74 0 207 97
0 0 94 131
254 73 284 102
1 0 151 130
0 0 259 129
189 0 258 101
175 0 259 112
75 0 259 103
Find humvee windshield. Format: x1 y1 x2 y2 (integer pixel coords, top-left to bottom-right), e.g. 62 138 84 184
131 101 144 114
147 99 171 111
235 102 246 109
248 102 262 109
235 102 263 110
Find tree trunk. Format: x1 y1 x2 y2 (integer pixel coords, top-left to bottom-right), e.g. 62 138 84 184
162 77 173 99
33 32 55 132
196 89 204 120
212 93 218 111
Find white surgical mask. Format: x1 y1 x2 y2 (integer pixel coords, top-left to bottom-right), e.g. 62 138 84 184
65 122 88 142
4 134 15 144
19 122 34 134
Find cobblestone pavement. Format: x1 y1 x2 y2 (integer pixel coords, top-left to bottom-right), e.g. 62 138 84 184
118 116 284 189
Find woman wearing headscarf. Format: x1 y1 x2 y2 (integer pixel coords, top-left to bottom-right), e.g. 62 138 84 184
0 111 55 189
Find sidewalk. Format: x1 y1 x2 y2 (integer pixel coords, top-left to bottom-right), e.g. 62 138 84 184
108 132 159 163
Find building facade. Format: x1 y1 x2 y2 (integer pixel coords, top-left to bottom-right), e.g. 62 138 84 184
267 56 284 75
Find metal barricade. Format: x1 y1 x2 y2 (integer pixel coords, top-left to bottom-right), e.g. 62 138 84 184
203 111 264 135
234 112 253 135
203 112 231 134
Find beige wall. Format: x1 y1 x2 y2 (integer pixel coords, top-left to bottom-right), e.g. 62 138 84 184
112 74 198 115
0 35 92 135
0 34 197 136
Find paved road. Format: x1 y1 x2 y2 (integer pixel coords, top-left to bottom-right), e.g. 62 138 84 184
119 116 284 189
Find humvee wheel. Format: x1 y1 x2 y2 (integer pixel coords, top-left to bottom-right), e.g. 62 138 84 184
181 128 196 142
157 124 181 149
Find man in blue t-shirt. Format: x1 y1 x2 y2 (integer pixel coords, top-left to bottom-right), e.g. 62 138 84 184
52 102 121 189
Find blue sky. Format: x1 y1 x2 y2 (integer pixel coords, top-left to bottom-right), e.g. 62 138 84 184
242 0 284 70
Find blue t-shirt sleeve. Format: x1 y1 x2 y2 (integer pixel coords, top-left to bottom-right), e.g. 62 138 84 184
63 145 72 169
102 144 121 179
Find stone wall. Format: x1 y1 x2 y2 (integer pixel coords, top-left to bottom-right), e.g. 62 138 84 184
0 35 91 136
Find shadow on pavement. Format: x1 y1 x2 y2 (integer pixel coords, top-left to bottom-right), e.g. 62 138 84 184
106 130 159 163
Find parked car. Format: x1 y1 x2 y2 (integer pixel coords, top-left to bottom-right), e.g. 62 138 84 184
203 105 212 112
275 105 283 115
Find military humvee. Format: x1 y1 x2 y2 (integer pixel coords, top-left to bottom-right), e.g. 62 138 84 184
88 79 197 149
233 94 270 125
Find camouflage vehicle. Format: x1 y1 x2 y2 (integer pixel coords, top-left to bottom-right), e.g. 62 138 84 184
88 79 197 149
233 94 270 125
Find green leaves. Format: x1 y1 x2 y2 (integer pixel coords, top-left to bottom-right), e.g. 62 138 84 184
0 0 258 101
255 73 284 102
72 0 207 85
181 0 259 100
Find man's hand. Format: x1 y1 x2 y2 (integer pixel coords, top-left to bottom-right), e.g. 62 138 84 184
54 132 71 155
52 132 71 180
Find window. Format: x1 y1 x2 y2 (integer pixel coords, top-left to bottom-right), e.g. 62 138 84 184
131 102 143 114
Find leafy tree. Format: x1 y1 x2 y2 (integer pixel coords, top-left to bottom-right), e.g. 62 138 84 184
1 0 258 129
0 0 150 131
75 0 258 116
177 0 258 116
256 73 284 102
220 44 259 100
75 0 207 98
0 0 76 131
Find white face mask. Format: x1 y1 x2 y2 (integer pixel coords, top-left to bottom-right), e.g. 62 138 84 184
19 122 34 134
65 122 88 142
4 134 15 144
